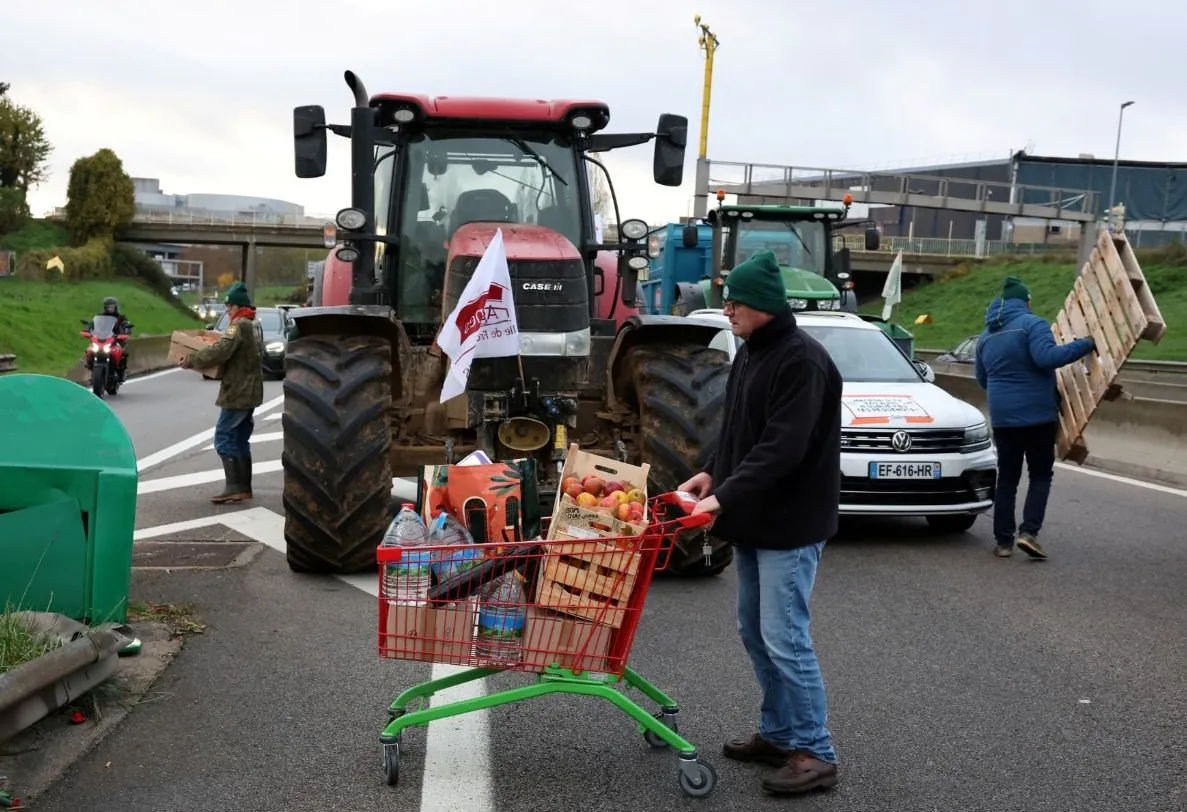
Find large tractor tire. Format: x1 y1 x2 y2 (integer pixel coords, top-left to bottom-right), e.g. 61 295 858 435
281 334 393 574
627 343 733 577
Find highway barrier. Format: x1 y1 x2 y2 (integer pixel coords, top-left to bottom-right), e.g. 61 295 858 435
917 350 1187 404
930 360 1187 489
65 334 175 384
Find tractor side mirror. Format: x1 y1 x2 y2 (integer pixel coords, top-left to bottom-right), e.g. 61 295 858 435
864 226 881 251
681 225 699 248
294 105 328 179
653 113 688 187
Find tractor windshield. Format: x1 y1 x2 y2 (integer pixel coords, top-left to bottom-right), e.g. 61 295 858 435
734 219 828 276
390 131 584 326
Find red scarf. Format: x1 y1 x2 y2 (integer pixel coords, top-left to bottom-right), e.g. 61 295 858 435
230 306 257 323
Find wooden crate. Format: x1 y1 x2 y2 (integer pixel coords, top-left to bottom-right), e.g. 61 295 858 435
535 538 642 629
1053 229 1165 462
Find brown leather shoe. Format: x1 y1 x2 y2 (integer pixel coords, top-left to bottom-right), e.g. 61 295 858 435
722 733 792 767
761 750 838 795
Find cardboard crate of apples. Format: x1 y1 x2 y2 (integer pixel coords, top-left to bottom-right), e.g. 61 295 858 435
547 445 651 542
560 474 647 526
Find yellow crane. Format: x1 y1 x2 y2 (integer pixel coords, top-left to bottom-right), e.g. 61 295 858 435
694 15 719 160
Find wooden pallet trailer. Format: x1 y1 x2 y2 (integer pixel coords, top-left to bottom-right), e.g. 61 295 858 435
1053 229 1165 462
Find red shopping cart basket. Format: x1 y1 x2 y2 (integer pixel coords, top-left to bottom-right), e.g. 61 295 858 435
374 492 720 798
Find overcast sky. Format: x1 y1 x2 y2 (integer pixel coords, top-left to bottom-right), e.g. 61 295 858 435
7 0 1184 224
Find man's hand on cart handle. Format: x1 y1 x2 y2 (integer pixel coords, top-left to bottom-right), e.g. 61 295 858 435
678 472 713 499
690 495 720 531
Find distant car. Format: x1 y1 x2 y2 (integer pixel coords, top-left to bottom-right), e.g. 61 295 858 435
688 308 998 534
935 335 978 364
210 306 292 378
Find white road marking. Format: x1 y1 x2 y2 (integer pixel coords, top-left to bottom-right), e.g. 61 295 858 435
1056 462 1187 498
131 501 494 812
266 412 282 421
123 367 181 385
138 460 284 494
135 395 284 473
202 431 283 451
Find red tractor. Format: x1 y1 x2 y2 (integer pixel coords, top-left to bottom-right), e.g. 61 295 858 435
284 71 731 577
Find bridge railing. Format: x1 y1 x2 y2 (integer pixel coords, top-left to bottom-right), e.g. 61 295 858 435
834 234 1075 259
48 208 336 230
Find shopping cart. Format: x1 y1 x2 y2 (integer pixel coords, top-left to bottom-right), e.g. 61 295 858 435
375 490 719 798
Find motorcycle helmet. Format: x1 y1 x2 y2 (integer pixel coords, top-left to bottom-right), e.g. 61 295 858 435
103 297 119 315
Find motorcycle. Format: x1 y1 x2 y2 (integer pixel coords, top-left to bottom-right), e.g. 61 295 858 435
80 314 131 398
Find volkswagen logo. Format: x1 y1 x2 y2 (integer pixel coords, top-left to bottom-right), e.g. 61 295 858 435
890 430 912 452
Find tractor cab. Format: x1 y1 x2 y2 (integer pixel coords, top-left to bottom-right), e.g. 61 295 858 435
652 200 882 317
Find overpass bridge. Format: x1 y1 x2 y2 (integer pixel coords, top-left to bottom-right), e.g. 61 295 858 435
48 210 336 292
695 159 1103 266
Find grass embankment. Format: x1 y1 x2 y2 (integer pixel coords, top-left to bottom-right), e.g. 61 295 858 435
863 247 1187 361
0 609 61 676
0 280 201 375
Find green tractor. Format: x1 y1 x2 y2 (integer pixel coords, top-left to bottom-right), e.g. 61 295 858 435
663 198 915 357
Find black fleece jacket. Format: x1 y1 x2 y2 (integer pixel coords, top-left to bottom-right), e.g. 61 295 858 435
704 308 843 549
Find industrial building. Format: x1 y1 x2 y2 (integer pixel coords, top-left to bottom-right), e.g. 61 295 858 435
732 152 1186 249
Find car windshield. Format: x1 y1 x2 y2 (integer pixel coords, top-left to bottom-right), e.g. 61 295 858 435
255 309 284 335
388 131 584 326
734 219 828 276
799 325 922 383
90 314 118 340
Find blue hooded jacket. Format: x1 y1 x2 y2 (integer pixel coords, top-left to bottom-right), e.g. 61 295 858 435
974 297 1095 428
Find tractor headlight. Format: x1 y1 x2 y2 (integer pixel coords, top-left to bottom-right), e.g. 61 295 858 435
816 299 840 311
336 208 366 230
620 218 649 241
627 255 649 271
787 298 808 311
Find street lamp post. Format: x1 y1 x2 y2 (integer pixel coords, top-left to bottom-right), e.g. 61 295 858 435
1107 100 1135 231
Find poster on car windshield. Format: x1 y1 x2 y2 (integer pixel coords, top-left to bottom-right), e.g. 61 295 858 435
842 394 934 425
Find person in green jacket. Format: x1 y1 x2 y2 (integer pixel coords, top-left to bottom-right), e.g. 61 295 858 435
180 282 265 503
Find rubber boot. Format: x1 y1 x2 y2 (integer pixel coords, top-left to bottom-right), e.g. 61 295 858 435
210 457 247 503
239 453 253 500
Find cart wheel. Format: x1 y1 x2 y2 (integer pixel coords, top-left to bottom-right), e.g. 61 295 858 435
643 711 678 748
382 742 400 786
677 759 717 798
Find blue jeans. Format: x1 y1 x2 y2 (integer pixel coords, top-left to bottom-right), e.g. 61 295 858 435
991 422 1057 545
735 542 836 763
213 408 254 459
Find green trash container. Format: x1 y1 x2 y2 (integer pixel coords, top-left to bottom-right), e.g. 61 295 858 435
0 373 137 625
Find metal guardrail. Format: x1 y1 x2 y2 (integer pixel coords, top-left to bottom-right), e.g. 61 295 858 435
708 160 1100 222
47 208 336 231
916 349 1187 378
835 235 1073 260
0 355 16 375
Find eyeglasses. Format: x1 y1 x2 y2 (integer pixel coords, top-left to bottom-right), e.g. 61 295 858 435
722 301 737 314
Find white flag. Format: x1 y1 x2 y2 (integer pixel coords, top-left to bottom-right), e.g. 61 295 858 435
437 228 521 403
881 250 903 321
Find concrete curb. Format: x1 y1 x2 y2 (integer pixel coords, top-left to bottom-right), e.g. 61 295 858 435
0 614 130 744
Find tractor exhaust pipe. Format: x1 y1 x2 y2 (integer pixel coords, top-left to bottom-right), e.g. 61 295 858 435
344 71 369 109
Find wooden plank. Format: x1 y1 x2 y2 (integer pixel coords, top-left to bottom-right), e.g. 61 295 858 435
1081 260 1131 369
1111 232 1166 343
1099 233 1151 340
1064 288 1107 397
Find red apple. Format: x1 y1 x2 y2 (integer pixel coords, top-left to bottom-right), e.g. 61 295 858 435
564 481 584 500
604 481 624 495
583 476 605 496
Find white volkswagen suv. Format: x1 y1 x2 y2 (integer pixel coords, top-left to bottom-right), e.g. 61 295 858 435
691 309 998 533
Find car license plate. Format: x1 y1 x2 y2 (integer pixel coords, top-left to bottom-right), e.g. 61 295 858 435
869 462 941 479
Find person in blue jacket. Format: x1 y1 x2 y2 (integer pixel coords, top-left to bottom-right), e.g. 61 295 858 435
975 276 1096 559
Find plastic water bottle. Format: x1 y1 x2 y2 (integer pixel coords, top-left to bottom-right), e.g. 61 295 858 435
381 504 430 604
476 573 526 667
429 512 481 582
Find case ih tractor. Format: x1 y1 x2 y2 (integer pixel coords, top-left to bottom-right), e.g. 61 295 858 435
283 71 732 577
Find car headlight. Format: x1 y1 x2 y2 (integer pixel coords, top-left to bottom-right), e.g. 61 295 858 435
962 422 991 451
265 341 285 353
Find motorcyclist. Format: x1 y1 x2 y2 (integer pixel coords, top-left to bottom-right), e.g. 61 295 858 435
86 297 133 381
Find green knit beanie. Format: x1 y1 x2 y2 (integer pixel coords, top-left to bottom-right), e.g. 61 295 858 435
722 250 787 314
1002 276 1030 302
224 282 252 307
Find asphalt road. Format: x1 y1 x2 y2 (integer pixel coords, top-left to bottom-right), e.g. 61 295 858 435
33 368 1187 812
